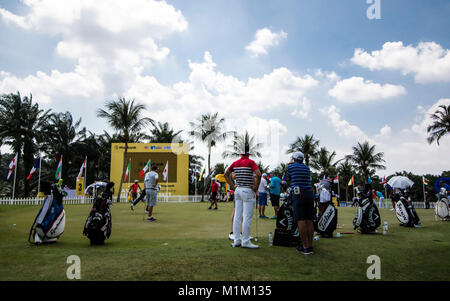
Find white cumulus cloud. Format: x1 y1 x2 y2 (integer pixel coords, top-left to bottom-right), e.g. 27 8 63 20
245 27 287 57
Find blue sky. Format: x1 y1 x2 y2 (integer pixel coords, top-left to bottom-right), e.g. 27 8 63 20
0 0 449 176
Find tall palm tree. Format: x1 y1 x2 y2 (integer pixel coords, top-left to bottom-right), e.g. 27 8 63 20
427 104 450 145
97 98 153 202
189 112 232 200
0 92 51 197
149 122 183 143
345 141 385 183
310 147 340 178
286 134 320 166
42 111 86 185
222 131 262 159
337 159 354 202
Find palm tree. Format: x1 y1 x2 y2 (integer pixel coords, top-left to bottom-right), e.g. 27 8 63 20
257 161 270 175
345 141 385 183
148 122 183 143
222 131 262 159
337 159 354 202
310 147 340 178
42 111 86 185
0 92 51 197
286 134 320 166
97 98 153 202
427 104 450 145
189 112 232 201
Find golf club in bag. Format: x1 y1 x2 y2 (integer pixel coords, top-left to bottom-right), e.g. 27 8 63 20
313 181 338 238
28 181 66 244
83 182 114 245
353 184 381 234
435 188 449 221
273 188 301 247
395 190 421 227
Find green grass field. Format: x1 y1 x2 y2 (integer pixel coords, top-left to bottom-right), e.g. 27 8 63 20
0 201 449 281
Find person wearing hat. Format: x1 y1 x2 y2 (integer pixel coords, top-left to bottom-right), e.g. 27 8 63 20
285 151 315 255
258 173 269 218
128 179 142 205
224 145 261 249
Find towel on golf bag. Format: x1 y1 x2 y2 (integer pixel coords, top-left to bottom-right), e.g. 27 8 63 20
273 190 301 247
314 202 337 238
435 199 449 221
28 183 65 244
396 197 421 227
353 197 381 233
83 182 114 245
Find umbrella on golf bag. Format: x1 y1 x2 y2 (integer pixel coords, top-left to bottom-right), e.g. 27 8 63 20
83 182 114 245
28 182 66 244
84 181 108 196
273 188 301 247
387 176 414 189
353 184 381 234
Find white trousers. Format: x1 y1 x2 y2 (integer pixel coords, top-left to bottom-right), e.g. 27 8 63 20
233 187 256 244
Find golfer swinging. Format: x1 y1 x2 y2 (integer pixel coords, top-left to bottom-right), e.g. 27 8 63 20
224 145 261 249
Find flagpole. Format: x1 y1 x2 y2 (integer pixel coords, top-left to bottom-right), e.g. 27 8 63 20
422 176 426 205
337 174 340 200
12 153 17 199
84 156 87 203
37 155 41 199
352 175 355 200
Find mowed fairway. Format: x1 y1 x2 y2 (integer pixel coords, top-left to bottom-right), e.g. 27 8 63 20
0 201 449 281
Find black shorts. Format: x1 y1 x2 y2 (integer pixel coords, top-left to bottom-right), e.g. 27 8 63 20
292 189 315 221
270 194 280 207
210 192 217 200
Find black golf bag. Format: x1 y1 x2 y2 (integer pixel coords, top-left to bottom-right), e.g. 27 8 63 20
395 195 421 227
273 189 301 247
353 184 381 233
83 182 114 245
314 202 338 238
28 182 66 244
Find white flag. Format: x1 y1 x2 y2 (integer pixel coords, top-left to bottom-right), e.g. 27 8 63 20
163 161 168 181
77 157 87 181
7 153 18 180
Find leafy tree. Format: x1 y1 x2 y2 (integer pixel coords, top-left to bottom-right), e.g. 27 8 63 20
310 147 340 178
426 104 450 145
148 122 182 143
286 134 319 166
97 98 153 202
345 141 385 183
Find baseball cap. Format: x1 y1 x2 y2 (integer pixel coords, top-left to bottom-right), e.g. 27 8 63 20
292 151 304 160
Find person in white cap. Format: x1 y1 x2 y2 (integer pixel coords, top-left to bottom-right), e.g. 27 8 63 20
285 151 315 255
258 173 269 218
224 145 261 249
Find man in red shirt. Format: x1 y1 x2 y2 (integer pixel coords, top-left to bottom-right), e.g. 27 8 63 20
208 179 219 210
224 146 262 249
129 180 142 204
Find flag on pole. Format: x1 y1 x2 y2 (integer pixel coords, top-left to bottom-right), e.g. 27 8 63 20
347 176 354 186
380 176 386 185
55 155 63 180
26 157 41 180
124 159 131 182
423 176 429 186
139 160 151 178
7 153 18 180
333 176 339 184
208 167 214 178
77 157 87 181
199 167 206 181
163 161 168 181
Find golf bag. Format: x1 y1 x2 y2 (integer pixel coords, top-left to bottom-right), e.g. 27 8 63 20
396 196 421 227
435 188 449 221
273 189 301 247
28 183 66 244
353 185 381 233
83 182 114 245
314 202 338 238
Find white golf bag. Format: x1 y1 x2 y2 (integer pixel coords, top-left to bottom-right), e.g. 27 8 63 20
435 188 449 221
395 196 421 227
28 184 66 244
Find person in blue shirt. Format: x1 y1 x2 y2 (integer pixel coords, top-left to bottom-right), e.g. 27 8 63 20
376 191 385 208
285 151 315 255
268 173 282 219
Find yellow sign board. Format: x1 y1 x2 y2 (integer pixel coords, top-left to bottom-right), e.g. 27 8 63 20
110 143 189 196
76 177 85 196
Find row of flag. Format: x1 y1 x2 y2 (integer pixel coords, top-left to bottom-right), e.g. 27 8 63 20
6 154 65 182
